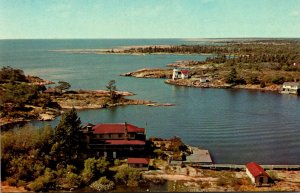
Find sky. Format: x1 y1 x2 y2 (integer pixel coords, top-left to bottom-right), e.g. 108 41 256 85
0 0 299 39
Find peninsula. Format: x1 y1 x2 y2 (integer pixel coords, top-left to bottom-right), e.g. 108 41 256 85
120 39 300 93
0 67 166 128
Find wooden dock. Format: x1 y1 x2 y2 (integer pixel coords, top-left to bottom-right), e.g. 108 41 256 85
183 147 213 165
169 146 300 171
198 164 300 171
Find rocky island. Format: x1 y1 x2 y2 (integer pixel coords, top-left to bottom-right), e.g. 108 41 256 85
0 67 166 128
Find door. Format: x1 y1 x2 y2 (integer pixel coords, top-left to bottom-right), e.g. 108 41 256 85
259 176 264 185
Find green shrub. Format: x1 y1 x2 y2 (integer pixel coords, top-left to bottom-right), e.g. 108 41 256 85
65 172 82 188
114 159 121 166
28 168 56 192
260 81 266 88
271 76 285 84
114 167 141 187
81 157 109 184
247 75 260 84
90 177 115 191
28 178 45 192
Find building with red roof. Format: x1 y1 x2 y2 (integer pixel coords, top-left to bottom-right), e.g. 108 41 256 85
127 158 150 170
81 122 146 158
172 68 190 80
246 162 272 186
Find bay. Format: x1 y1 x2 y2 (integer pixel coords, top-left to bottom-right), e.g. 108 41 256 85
1 39 299 164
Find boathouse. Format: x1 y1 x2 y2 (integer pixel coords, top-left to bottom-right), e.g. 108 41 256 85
81 122 146 158
127 158 150 170
172 68 190 80
246 162 272 186
281 82 300 95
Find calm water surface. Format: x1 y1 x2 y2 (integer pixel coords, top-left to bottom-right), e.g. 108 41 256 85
1 39 299 164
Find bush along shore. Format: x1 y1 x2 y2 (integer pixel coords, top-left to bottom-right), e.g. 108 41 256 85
0 67 165 128
120 39 300 93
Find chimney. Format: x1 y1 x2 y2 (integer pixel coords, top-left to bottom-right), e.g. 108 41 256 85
124 122 128 140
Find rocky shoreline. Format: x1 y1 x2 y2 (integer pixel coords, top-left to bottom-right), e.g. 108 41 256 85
0 88 175 128
165 79 281 92
121 68 173 79
121 68 282 92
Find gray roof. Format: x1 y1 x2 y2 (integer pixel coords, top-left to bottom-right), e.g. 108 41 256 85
283 82 300 86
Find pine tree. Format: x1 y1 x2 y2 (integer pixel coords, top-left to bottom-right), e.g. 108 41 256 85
106 80 119 103
225 67 238 84
51 108 81 163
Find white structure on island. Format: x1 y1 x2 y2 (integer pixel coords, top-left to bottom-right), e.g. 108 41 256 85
281 82 300 95
172 68 190 80
199 76 209 83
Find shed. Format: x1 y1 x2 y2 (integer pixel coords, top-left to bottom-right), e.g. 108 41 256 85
246 162 272 186
127 158 150 170
199 76 209 83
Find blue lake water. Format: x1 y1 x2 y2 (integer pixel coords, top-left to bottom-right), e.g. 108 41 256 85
1 39 299 164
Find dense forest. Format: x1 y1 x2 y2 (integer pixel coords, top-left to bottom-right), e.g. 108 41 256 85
119 40 300 65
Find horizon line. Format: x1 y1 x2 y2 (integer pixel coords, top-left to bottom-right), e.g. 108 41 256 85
1 37 300 40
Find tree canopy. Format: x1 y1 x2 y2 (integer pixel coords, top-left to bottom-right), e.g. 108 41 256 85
51 108 81 163
55 81 71 93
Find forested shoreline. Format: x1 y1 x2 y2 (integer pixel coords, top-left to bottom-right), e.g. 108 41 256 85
0 67 155 127
120 40 300 90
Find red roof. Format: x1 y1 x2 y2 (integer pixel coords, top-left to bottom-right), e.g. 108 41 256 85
181 69 190 75
92 123 145 134
104 140 145 145
128 158 149 164
246 162 270 177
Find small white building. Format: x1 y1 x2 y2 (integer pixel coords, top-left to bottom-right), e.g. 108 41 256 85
281 82 300 95
172 68 190 80
246 162 272 187
199 76 209 83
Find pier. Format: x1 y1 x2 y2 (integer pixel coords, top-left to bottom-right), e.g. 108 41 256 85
182 147 213 166
198 164 300 171
170 146 300 171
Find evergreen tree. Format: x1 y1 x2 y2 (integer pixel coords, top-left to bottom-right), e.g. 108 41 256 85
225 67 238 84
55 81 71 93
51 108 81 163
106 80 120 103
